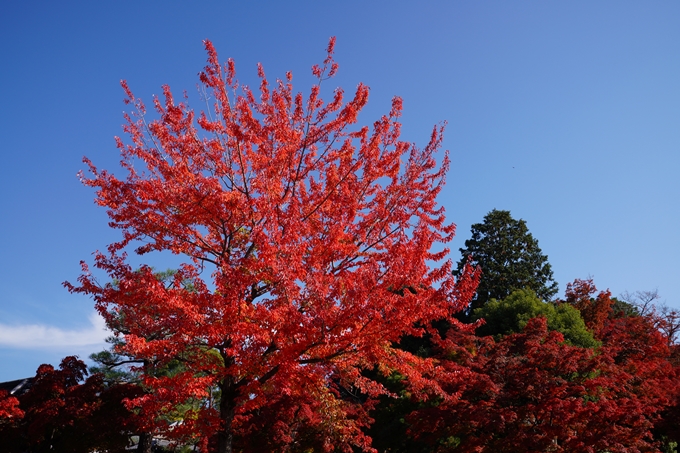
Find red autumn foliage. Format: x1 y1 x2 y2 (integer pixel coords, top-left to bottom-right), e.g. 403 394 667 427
592 312 680 451
230 376 377 453
562 279 680 451
0 356 145 453
0 390 23 423
563 278 613 334
410 317 605 452
65 38 479 452
406 285 680 452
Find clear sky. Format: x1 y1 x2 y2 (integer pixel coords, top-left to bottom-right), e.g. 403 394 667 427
1 1 679 381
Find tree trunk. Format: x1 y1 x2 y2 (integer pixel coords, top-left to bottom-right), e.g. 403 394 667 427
137 432 153 453
216 377 237 453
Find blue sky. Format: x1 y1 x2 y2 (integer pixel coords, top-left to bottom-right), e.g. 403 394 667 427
1 1 679 381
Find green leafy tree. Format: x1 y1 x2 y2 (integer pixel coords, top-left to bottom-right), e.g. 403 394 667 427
472 289 598 348
457 209 558 311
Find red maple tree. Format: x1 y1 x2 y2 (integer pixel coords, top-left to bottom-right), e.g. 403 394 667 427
590 310 679 451
405 280 680 452
408 317 603 452
0 356 145 453
66 38 478 452
563 278 613 334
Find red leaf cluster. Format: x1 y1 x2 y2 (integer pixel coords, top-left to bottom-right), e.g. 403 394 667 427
0 357 146 452
0 391 22 422
405 281 680 452
66 38 479 452
563 278 613 334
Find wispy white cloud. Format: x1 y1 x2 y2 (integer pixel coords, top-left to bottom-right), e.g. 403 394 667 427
0 313 110 349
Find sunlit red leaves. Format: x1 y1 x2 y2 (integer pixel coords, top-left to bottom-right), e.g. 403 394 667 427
0 391 22 423
563 278 613 334
65 37 474 451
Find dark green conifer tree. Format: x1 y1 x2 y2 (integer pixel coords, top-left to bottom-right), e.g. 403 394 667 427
457 209 558 311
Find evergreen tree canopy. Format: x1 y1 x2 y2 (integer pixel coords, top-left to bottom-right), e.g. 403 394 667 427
457 209 558 310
